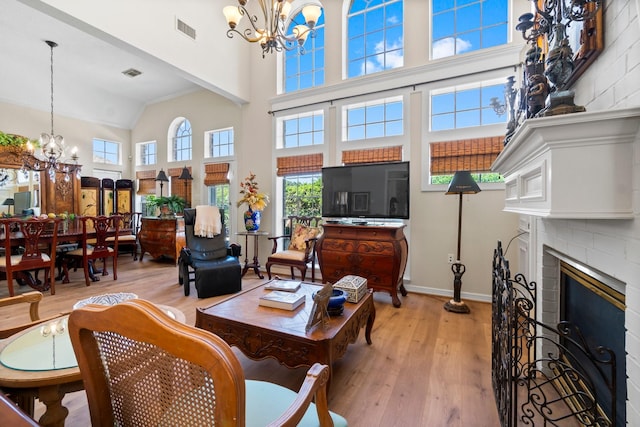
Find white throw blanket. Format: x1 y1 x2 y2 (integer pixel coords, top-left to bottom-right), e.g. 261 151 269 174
194 205 222 238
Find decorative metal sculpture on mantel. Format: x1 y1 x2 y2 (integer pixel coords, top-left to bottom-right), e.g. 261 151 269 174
492 0 603 145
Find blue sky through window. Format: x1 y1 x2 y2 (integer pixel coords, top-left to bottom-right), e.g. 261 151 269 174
285 11 325 92
432 84 506 130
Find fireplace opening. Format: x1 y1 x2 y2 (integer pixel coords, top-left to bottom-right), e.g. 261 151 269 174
560 261 626 427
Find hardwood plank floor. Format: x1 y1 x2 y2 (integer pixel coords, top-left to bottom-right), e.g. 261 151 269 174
1 255 500 426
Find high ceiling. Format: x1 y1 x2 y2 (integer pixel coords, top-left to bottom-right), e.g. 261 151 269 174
0 0 206 129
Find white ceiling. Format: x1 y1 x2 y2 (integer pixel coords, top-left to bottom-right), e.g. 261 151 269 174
0 0 207 129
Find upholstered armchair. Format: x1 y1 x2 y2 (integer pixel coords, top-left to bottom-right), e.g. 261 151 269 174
178 207 241 298
266 216 322 282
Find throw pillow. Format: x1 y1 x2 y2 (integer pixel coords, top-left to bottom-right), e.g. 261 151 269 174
288 223 320 252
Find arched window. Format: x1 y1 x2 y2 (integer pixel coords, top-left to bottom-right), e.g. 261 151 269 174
347 0 403 78
172 118 192 162
284 9 325 93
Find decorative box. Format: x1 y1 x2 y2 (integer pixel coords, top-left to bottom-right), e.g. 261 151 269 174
333 275 368 303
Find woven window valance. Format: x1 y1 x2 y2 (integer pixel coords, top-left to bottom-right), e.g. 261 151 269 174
276 153 323 177
342 146 403 165
430 136 503 175
204 163 230 186
136 170 156 195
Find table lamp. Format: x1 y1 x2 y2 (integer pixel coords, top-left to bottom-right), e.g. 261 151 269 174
155 169 169 198
3 198 14 215
178 166 193 208
444 171 481 314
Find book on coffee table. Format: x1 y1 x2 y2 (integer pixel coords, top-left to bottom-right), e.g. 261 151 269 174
259 291 305 311
264 279 301 292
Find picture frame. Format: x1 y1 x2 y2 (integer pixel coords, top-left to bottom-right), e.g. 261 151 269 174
305 282 332 332
352 192 369 213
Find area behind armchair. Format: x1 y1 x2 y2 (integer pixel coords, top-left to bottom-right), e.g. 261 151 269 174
178 207 241 298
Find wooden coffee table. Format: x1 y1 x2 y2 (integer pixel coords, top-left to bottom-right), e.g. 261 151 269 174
195 282 375 384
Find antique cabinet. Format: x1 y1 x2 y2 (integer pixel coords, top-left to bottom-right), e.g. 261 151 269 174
101 178 115 215
316 223 409 307
139 217 185 263
115 179 133 214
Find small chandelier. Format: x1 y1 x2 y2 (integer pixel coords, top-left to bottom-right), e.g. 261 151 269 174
22 40 80 183
223 0 322 57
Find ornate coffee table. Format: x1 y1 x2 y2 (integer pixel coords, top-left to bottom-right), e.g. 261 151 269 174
195 282 375 384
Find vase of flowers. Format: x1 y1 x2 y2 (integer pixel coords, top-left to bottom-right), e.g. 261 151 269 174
237 172 269 231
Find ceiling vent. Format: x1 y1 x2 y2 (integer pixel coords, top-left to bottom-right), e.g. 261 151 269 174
176 18 196 40
122 68 142 78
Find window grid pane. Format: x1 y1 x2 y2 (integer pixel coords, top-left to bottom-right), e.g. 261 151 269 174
431 0 508 59
284 12 325 93
430 83 506 131
280 112 324 149
173 119 192 161
345 99 403 141
93 138 120 165
282 173 322 218
348 0 404 78
207 128 234 158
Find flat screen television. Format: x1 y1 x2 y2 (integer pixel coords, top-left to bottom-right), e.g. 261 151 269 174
13 191 31 215
321 161 410 219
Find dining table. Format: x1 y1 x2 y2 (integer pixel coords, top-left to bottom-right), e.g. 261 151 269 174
0 218 132 290
0 296 186 427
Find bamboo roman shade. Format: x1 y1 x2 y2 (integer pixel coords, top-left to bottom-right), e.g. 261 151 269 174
136 170 156 195
342 146 403 165
276 153 323 176
203 163 230 186
430 136 503 175
169 167 192 205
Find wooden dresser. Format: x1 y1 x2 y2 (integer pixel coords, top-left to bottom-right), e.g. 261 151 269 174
316 223 408 307
139 217 185 263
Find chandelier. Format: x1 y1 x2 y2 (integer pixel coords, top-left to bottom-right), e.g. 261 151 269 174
223 0 322 57
22 40 80 183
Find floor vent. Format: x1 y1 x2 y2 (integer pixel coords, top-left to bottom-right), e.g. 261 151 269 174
176 18 196 40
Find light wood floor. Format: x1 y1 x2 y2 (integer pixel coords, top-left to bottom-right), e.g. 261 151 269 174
1 255 500 426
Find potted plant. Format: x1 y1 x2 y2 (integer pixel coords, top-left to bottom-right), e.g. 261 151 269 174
146 195 186 218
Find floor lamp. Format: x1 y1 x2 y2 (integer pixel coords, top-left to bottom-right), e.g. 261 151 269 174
155 169 169 198
178 166 193 208
444 171 481 314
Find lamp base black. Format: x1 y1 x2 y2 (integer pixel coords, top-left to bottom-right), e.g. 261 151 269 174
444 299 470 314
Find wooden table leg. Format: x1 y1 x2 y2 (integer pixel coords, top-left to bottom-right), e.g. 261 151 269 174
37 385 68 427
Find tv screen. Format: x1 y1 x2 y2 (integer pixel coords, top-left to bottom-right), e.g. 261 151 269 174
14 191 31 215
322 161 410 219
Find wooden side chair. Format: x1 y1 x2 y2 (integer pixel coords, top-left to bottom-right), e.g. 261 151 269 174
107 212 140 260
63 215 121 286
68 299 347 427
266 216 322 282
0 217 60 296
0 291 68 339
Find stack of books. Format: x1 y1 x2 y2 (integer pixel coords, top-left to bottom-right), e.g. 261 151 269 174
259 291 305 311
264 280 301 292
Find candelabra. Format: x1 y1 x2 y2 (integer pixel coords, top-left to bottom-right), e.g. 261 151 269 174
515 0 601 117
40 318 67 369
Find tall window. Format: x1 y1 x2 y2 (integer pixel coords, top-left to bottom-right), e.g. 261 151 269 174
347 0 403 78
431 83 506 131
277 111 324 149
137 141 156 166
206 128 234 158
432 0 508 59
283 173 322 219
284 11 325 93
173 119 192 161
209 184 231 237
343 96 403 141
93 138 120 165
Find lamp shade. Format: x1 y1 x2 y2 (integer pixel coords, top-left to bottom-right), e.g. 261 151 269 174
178 166 193 181
155 169 169 182
2 198 14 206
445 171 481 195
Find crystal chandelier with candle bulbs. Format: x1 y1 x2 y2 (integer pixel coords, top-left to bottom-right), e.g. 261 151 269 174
22 40 80 183
223 0 322 57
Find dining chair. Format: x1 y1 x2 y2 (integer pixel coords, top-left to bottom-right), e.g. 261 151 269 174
107 212 140 260
63 215 121 286
0 392 39 427
0 291 68 339
266 216 322 282
0 217 60 296
68 299 347 427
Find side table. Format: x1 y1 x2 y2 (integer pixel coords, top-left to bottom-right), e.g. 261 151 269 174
236 231 269 279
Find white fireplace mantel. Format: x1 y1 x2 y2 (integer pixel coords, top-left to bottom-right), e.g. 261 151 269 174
491 107 640 219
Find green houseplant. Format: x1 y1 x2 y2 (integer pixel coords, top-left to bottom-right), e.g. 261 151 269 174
146 195 186 217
